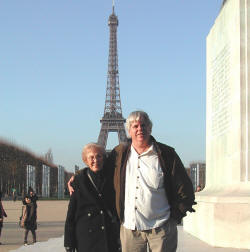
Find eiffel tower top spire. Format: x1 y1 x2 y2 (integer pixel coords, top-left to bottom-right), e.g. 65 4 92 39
97 2 127 149
112 0 115 13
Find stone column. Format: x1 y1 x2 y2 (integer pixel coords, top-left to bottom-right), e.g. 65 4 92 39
58 165 65 199
184 0 250 249
42 164 50 198
26 165 36 193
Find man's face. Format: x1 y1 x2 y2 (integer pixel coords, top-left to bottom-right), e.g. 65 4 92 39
129 119 151 145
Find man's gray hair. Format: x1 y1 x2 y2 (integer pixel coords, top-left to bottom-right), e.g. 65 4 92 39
126 110 153 133
82 142 106 163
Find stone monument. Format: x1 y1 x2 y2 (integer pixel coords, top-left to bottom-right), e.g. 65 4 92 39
184 0 250 249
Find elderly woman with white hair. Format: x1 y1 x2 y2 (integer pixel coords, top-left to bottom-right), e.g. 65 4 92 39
64 143 120 252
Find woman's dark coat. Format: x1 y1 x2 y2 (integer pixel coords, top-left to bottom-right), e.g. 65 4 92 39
64 168 119 252
21 202 37 230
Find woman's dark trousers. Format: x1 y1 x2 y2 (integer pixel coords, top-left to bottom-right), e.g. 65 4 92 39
24 229 36 243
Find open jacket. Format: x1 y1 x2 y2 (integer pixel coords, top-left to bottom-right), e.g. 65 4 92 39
106 136 195 224
64 168 119 252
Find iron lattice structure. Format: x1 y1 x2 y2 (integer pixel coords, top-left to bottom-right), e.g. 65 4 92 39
98 5 127 148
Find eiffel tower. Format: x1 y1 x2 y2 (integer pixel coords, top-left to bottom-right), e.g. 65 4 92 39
97 2 127 149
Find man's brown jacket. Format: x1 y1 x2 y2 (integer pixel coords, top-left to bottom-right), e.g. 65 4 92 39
106 136 195 224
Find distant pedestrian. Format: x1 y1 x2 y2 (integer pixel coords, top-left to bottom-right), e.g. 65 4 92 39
28 188 38 217
12 188 17 202
0 191 7 245
23 188 38 213
20 195 37 245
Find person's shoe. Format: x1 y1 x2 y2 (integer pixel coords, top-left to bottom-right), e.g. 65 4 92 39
0 242 2 245
24 242 28 246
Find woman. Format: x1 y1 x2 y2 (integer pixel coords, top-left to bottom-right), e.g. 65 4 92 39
20 195 37 245
64 143 119 252
0 191 7 245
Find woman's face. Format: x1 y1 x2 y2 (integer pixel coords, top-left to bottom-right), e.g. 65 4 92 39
85 148 104 173
25 197 31 204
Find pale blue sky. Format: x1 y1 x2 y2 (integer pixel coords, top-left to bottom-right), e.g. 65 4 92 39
0 1 223 171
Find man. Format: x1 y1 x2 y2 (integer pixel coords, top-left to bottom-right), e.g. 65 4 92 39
29 189 38 206
107 111 195 252
69 111 195 252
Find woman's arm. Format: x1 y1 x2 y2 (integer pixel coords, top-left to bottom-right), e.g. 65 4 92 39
20 206 27 228
64 189 77 250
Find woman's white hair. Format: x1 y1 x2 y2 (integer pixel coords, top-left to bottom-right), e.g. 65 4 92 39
125 110 153 134
82 142 106 163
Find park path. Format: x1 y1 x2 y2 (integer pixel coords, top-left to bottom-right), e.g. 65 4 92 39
0 200 69 252
1 200 248 252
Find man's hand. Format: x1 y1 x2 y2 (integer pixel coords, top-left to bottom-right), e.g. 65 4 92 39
67 176 75 196
65 247 75 252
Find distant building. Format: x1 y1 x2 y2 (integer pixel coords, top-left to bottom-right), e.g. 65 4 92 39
189 162 206 191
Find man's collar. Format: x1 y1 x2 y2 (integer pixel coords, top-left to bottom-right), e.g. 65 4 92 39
131 143 156 156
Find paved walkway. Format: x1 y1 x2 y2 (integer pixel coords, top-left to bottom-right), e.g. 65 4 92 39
0 200 249 252
177 226 249 252
0 200 68 252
